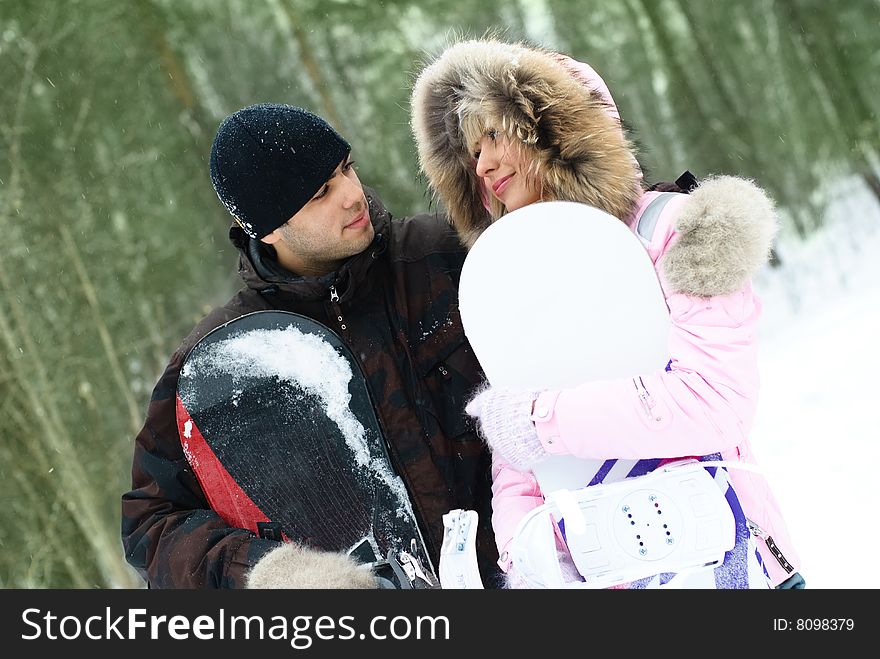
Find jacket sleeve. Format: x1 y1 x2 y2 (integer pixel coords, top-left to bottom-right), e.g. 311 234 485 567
531 178 773 461
490 456 544 572
532 282 763 459
121 349 279 588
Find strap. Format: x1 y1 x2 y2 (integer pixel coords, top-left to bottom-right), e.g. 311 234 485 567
636 192 678 242
692 460 764 475
439 509 485 589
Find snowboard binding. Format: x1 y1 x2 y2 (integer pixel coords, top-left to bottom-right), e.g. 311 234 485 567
510 460 737 588
439 509 484 588
372 542 438 589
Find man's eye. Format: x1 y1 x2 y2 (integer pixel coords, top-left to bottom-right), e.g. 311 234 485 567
343 160 356 171
313 185 329 200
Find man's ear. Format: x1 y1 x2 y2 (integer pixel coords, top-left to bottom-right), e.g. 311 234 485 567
260 229 281 245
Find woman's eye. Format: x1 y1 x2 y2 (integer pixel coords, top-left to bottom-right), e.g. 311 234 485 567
472 150 481 159
487 129 497 140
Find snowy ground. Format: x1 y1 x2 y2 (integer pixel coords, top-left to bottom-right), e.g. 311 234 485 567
751 178 880 589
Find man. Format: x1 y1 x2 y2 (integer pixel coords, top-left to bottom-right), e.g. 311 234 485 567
121 103 498 588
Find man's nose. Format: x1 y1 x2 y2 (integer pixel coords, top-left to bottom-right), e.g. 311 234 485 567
340 175 364 209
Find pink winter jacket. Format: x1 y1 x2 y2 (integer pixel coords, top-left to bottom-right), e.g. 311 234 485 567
492 181 802 587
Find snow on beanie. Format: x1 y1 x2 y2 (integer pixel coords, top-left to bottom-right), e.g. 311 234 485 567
210 103 350 239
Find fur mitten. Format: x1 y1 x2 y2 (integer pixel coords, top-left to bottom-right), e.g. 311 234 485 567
246 543 377 589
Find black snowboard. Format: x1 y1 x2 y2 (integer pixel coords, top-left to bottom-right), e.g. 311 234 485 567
176 310 436 588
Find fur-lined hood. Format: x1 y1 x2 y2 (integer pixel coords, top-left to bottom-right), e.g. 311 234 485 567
410 39 779 297
411 38 643 248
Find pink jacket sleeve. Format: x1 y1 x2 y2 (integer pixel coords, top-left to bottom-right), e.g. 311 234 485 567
532 284 763 460
490 457 543 571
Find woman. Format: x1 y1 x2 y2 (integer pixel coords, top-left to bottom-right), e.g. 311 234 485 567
411 38 804 589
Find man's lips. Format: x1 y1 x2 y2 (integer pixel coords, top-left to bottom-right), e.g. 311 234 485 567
492 175 513 195
344 210 369 229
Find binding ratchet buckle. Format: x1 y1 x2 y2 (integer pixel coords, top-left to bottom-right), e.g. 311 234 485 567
372 541 438 589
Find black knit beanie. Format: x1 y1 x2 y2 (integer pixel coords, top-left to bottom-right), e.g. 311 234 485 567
209 103 351 239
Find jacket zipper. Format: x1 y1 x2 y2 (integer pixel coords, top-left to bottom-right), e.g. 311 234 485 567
747 519 795 574
329 285 347 331
329 283 431 555
632 376 661 422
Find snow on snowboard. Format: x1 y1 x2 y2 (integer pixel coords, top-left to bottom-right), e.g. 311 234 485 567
444 199 767 589
176 310 436 588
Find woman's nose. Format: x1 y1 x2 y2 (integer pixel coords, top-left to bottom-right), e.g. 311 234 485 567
475 149 496 178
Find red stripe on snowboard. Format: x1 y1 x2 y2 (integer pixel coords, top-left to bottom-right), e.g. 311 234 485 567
175 394 282 539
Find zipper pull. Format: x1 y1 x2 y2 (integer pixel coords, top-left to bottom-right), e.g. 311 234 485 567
747 518 766 539
632 377 655 420
328 285 347 330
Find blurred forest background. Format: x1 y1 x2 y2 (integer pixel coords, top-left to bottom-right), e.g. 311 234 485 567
1 0 877 588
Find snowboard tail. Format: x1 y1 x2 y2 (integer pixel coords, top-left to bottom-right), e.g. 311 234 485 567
176 310 436 587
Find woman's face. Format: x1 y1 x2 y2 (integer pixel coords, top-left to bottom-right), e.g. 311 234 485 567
474 131 542 212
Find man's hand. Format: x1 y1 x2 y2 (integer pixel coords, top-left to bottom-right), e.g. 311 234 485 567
246 543 378 589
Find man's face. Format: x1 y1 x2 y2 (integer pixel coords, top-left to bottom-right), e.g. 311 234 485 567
263 157 374 276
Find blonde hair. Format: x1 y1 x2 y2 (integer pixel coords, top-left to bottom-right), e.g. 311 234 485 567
457 99 548 223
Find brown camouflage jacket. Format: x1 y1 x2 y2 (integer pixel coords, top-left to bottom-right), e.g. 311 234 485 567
121 189 500 588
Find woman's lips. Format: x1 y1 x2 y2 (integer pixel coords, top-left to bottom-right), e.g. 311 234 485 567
492 175 513 196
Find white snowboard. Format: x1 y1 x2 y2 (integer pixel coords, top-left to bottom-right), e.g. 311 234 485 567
459 200 671 493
